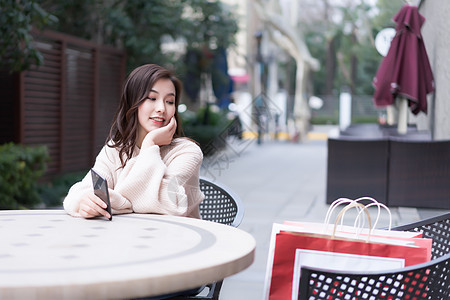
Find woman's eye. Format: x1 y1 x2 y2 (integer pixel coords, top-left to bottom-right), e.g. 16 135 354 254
166 100 175 105
145 97 156 101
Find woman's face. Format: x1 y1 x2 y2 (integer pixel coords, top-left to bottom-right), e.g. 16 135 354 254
137 78 176 141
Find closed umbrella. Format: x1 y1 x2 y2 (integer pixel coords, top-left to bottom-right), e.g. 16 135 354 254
373 4 434 134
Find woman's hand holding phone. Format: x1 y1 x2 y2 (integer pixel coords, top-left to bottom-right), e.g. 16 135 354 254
78 191 111 220
78 169 112 220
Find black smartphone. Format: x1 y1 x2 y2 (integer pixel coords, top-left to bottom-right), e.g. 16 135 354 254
90 168 112 221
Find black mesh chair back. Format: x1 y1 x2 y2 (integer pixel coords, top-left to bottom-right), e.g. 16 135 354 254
297 212 450 300
392 212 450 260
172 178 244 300
198 177 244 227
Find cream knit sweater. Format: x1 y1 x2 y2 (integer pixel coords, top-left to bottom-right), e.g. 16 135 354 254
63 138 204 218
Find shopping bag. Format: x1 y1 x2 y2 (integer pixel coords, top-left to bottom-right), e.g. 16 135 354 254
285 197 423 240
291 249 404 299
263 199 432 300
268 230 431 300
283 220 423 239
284 199 424 244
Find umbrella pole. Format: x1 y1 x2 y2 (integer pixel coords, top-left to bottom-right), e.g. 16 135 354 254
397 97 408 134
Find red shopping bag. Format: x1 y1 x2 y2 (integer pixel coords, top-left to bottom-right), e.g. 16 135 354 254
281 221 431 261
268 230 431 300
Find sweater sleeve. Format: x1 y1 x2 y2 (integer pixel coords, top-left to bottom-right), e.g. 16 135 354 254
62 171 93 217
114 140 204 217
63 146 133 217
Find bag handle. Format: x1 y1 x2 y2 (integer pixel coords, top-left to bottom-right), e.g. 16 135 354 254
353 197 392 232
325 198 371 234
332 201 372 241
326 197 392 239
324 198 363 230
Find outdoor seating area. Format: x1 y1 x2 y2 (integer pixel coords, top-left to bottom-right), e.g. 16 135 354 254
0 178 248 300
297 212 450 299
338 123 432 140
4 1 450 300
326 125 450 209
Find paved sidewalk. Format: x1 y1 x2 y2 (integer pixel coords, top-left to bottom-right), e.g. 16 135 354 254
199 125 449 300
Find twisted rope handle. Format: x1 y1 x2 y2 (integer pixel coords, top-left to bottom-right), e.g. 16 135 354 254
325 197 392 241
332 201 372 241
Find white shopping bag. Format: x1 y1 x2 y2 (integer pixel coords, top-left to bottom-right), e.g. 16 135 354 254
291 249 405 299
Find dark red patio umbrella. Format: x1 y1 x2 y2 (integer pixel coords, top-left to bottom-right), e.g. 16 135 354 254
373 4 434 115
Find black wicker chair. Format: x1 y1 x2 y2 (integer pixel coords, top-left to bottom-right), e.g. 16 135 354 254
297 212 450 300
388 140 450 209
171 177 244 300
326 138 390 205
198 177 244 227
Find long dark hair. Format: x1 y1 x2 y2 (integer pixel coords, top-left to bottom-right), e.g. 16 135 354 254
108 64 184 168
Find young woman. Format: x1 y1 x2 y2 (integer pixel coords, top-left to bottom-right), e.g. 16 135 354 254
63 64 204 219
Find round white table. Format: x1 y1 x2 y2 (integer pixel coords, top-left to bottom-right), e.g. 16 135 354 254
0 210 255 299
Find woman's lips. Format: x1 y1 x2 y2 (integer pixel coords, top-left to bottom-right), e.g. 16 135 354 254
150 117 165 124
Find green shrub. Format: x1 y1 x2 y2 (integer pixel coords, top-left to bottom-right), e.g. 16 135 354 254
183 124 227 155
38 171 86 208
352 116 379 124
0 143 50 209
310 116 338 125
181 104 232 155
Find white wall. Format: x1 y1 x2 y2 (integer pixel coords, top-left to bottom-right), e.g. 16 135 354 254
416 0 450 140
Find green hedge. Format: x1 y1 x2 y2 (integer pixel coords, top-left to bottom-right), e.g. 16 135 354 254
0 143 49 209
181 105 232 156
38 171 86 208
183 124 227 155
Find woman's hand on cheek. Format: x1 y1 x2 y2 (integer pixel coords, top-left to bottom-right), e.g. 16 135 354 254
141 117 176 149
